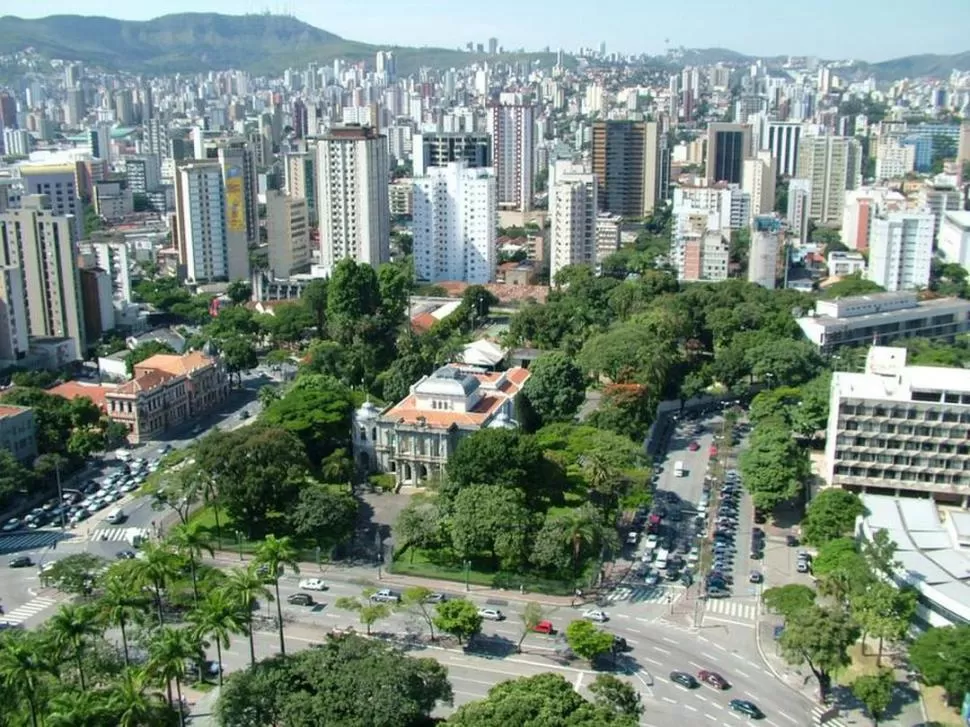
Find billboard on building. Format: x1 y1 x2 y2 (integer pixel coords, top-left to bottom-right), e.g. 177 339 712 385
225 166 245 233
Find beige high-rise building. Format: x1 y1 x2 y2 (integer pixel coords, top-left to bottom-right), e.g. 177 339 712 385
265 191 310 278
316 125 390 273
487 97 535 212
0 195 85 357
742 151 777 221
591 120 664 217
795 135 862 226
216 141 259 246
284 150 317 221
957 121 970 168
0 265 28 360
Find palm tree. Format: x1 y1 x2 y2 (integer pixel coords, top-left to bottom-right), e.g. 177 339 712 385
168 521 214 606
131 541 181 628
253 535 300 656
560 509 599 572
47 604 102 691
147 627 203 727
98 573 150 666
200 471 223 549
46 688 112 727
187 589 245 687
0 630 54 727
107 667 169 727
220 565 272 667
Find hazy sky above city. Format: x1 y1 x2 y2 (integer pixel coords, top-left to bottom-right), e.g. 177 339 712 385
10 0 970 62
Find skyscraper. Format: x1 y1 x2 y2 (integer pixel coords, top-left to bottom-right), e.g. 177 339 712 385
706 123 752 185
174 162 249 283
742 151 777 221
265 190 310 278
0 93 17 130
0 195 85 356
766 122 803 177
316 125 390 273
591 120 665 218
284 150 317 221
292 99 308 140
412 162 497 284
866 212 934 292
0 265 28 360
795 135 862 226
216 141 259 246
549 161 598 280
19 162 85 240
487 97 535 212
413 132 492 177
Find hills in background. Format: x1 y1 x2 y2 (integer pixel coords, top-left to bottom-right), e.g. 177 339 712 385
0 13 966 81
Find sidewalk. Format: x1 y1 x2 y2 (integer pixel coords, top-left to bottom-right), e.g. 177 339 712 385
208 551 579 607
186 685 220 726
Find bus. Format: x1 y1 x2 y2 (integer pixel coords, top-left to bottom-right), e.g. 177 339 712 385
674 461 685 477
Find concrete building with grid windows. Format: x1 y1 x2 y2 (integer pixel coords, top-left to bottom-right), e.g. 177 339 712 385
825 346 970 506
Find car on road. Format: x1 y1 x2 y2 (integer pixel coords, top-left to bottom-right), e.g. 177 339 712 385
698 670 730 689
680 572 694 586
687 441 700 451
796 559 811 573
1 518 21 532
9 556 33 568
532 620 555 634
116 550 136 560
729 699 763 719
286 593 314 606
478 608 505 621
423 592 448 604
582 609 608 623
370 589 400 603
706 587 731 598
749 571 763 584
612 635 631 652
670 671 699 689
644 570 660 587
786 534 799 547
298 578 328 591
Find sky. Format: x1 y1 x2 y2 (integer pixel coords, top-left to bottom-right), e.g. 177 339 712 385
7 0 970 62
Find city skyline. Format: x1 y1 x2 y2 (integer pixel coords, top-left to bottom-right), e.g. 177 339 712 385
5 0 970 63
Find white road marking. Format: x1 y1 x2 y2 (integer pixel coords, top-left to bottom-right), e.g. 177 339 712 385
705 714 718 721
662 697 677 704
713 642 728 651
684 704 698 712
734 669 749 678
662 636 678 645
694 694 707 702
778 712 797 724
574 672 584 691
644 657 663 667
744 691 758 700
654 646 671 655
701 652 720 662
732 651 748 660
689 661 705 669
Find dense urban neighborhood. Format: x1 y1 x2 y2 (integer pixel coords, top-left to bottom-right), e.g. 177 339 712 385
0 9 969 727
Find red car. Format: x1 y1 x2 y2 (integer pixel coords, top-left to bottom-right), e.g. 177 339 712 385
687 441 700 451
533 620 555 635
698 670 730 690
709 445 719 457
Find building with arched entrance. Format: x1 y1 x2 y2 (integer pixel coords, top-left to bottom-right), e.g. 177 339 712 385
351 364 530 487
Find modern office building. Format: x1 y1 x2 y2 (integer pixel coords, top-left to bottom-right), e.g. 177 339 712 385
265 190 310 278
705 123 752 185
0 195 85 357
937 211 970 269
487 97 535 212
316 125 390 273
865 211 934 292
412 162 496 284
795 135 862 226
765 122 802 177
174 162 248 283
413 132 492 177
591 120 665 217
742 151 777 221
825 346 970 504
747 216 781 289
216 141 259 247
796 292 970 353
549 162 598 279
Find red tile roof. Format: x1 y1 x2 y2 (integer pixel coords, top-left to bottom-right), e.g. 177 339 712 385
47 381 118 411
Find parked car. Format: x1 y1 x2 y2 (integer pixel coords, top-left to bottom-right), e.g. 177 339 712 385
370 589 400 603
729 699 763 719
116 550 136 560
786 534 799 547
286 593 314 606
749 571 763 584
698 670 730 689
670 671 699 689
423 592 447 604
706 587 731 598
1 518 21 532
478 608 504 621
9 556 33 568
532 620 555 635
298 578 328 591
796 560 811 573
687 441 700 451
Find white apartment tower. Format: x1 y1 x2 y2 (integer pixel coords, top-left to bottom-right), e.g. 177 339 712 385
412 162 497 284
549 162 598 280
175 162 249 283
88 241 132 303
866 211 935 292
487 96 535 212
316 126 390 274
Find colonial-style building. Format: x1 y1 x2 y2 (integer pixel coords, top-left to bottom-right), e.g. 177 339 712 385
352 364 531 486
105 350 229 443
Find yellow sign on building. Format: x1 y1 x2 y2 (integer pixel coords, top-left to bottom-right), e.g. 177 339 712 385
225 167 245 233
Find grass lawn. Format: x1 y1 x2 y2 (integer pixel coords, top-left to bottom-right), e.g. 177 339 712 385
188 505 322 563
919 685 962 727
390 545 596 596
836 643 883 684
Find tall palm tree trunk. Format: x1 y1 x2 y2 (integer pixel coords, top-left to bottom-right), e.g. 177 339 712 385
119 618 130 667
215 641 224 688
174 678 185 727
76 650 87 691
246 612 256 666
273 581 285 656
189 560 199 607
26 697 38 727
154 588 165 629
212 502 222 549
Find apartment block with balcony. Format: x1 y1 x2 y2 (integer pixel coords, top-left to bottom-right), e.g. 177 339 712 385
0 405 37 463
825 346 970 506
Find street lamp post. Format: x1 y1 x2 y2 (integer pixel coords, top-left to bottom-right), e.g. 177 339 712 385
54 459 66 530
235 530 243 561
315 545 321 571
463 560 471 592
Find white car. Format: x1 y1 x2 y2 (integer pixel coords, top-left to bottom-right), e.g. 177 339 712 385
478 608 505 621
582 609 609 623
1 518 21 532
298 578 328 591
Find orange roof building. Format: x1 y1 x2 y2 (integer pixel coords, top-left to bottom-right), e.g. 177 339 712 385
351 364 530 488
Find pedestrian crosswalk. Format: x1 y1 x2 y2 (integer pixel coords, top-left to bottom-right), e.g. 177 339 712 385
1 597 58 626
607 585 682 605
88 527 148 543
704 598 758 622
0 530 70 553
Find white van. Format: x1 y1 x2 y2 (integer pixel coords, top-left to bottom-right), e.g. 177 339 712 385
106 508 126 525
674 461 685 477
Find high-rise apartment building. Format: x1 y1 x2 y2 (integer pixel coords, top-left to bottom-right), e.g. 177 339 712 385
874 137 916 181
742 151 777 221
124 155 161 194
174 162 249 283
840 187 907 251
866 211 934 292
917 182 962 243
413 133 492 177
706 123 752 185
765 122 802 177
487 97 535 212
0 265 28 360
284 151 317 222
265 191 310 279
591 120 665 218
316 125 390 273
412 162 496 284
795 135 862 226
958 121 970 168
216 141 259 246
938 211 970 270
747 216 781 290
673 208 730 283
786 179 812 244
672 183 750 232
85 241 132 303
0 195 85 357
18 163 85 240
549 162 598 280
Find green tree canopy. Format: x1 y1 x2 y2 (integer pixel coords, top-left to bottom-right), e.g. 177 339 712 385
260 375 354 466
738 417 809 511
802 489 865 546
521 352 587 424
909 624 970 705
761 584 817 619
564 619 615 662
779 605 860 699
287 485 358 553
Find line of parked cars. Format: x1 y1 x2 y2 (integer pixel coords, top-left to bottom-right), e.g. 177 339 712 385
706 469 744 598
